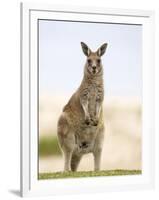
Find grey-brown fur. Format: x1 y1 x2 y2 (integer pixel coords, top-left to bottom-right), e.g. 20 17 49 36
57 42 108 171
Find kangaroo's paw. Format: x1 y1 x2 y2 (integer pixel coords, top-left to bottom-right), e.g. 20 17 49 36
85 116 91 125
90 118 99 126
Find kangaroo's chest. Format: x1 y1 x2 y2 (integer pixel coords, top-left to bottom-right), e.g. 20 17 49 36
88 85 98 100
86 84 104 113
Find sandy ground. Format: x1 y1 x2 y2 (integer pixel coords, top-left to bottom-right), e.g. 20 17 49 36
39 94 142 173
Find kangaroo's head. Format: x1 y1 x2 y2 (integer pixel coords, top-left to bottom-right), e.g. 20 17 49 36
81 42 107 76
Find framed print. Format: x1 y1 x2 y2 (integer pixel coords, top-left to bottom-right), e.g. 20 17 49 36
20 2 155 197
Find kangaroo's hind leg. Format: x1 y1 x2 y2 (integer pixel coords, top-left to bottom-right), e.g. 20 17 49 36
62 133 75 171
57 114 75 171
93 148 102 171
71 152 82 172
63 144 73 171
93 126 104 171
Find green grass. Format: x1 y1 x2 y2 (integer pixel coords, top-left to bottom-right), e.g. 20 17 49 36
39 135 61 157
38 170 141 180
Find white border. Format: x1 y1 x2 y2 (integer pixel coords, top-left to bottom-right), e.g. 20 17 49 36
21 2 155 197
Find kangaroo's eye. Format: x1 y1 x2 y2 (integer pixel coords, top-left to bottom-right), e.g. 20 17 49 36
87 59 92 65
97 59 101 64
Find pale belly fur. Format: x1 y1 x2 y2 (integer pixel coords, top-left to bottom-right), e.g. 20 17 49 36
73 125 99 155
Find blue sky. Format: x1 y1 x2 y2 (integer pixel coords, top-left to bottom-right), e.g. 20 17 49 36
39 20 142 97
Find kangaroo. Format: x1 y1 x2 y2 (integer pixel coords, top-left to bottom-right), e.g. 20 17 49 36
57 42 108 172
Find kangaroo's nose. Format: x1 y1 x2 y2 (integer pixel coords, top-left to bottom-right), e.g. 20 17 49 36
92 66 96 70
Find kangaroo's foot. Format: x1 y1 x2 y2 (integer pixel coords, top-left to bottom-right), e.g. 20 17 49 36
71 153 82 172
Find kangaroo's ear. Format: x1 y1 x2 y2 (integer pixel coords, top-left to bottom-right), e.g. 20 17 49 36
81 42 91 56
97 43 108 56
